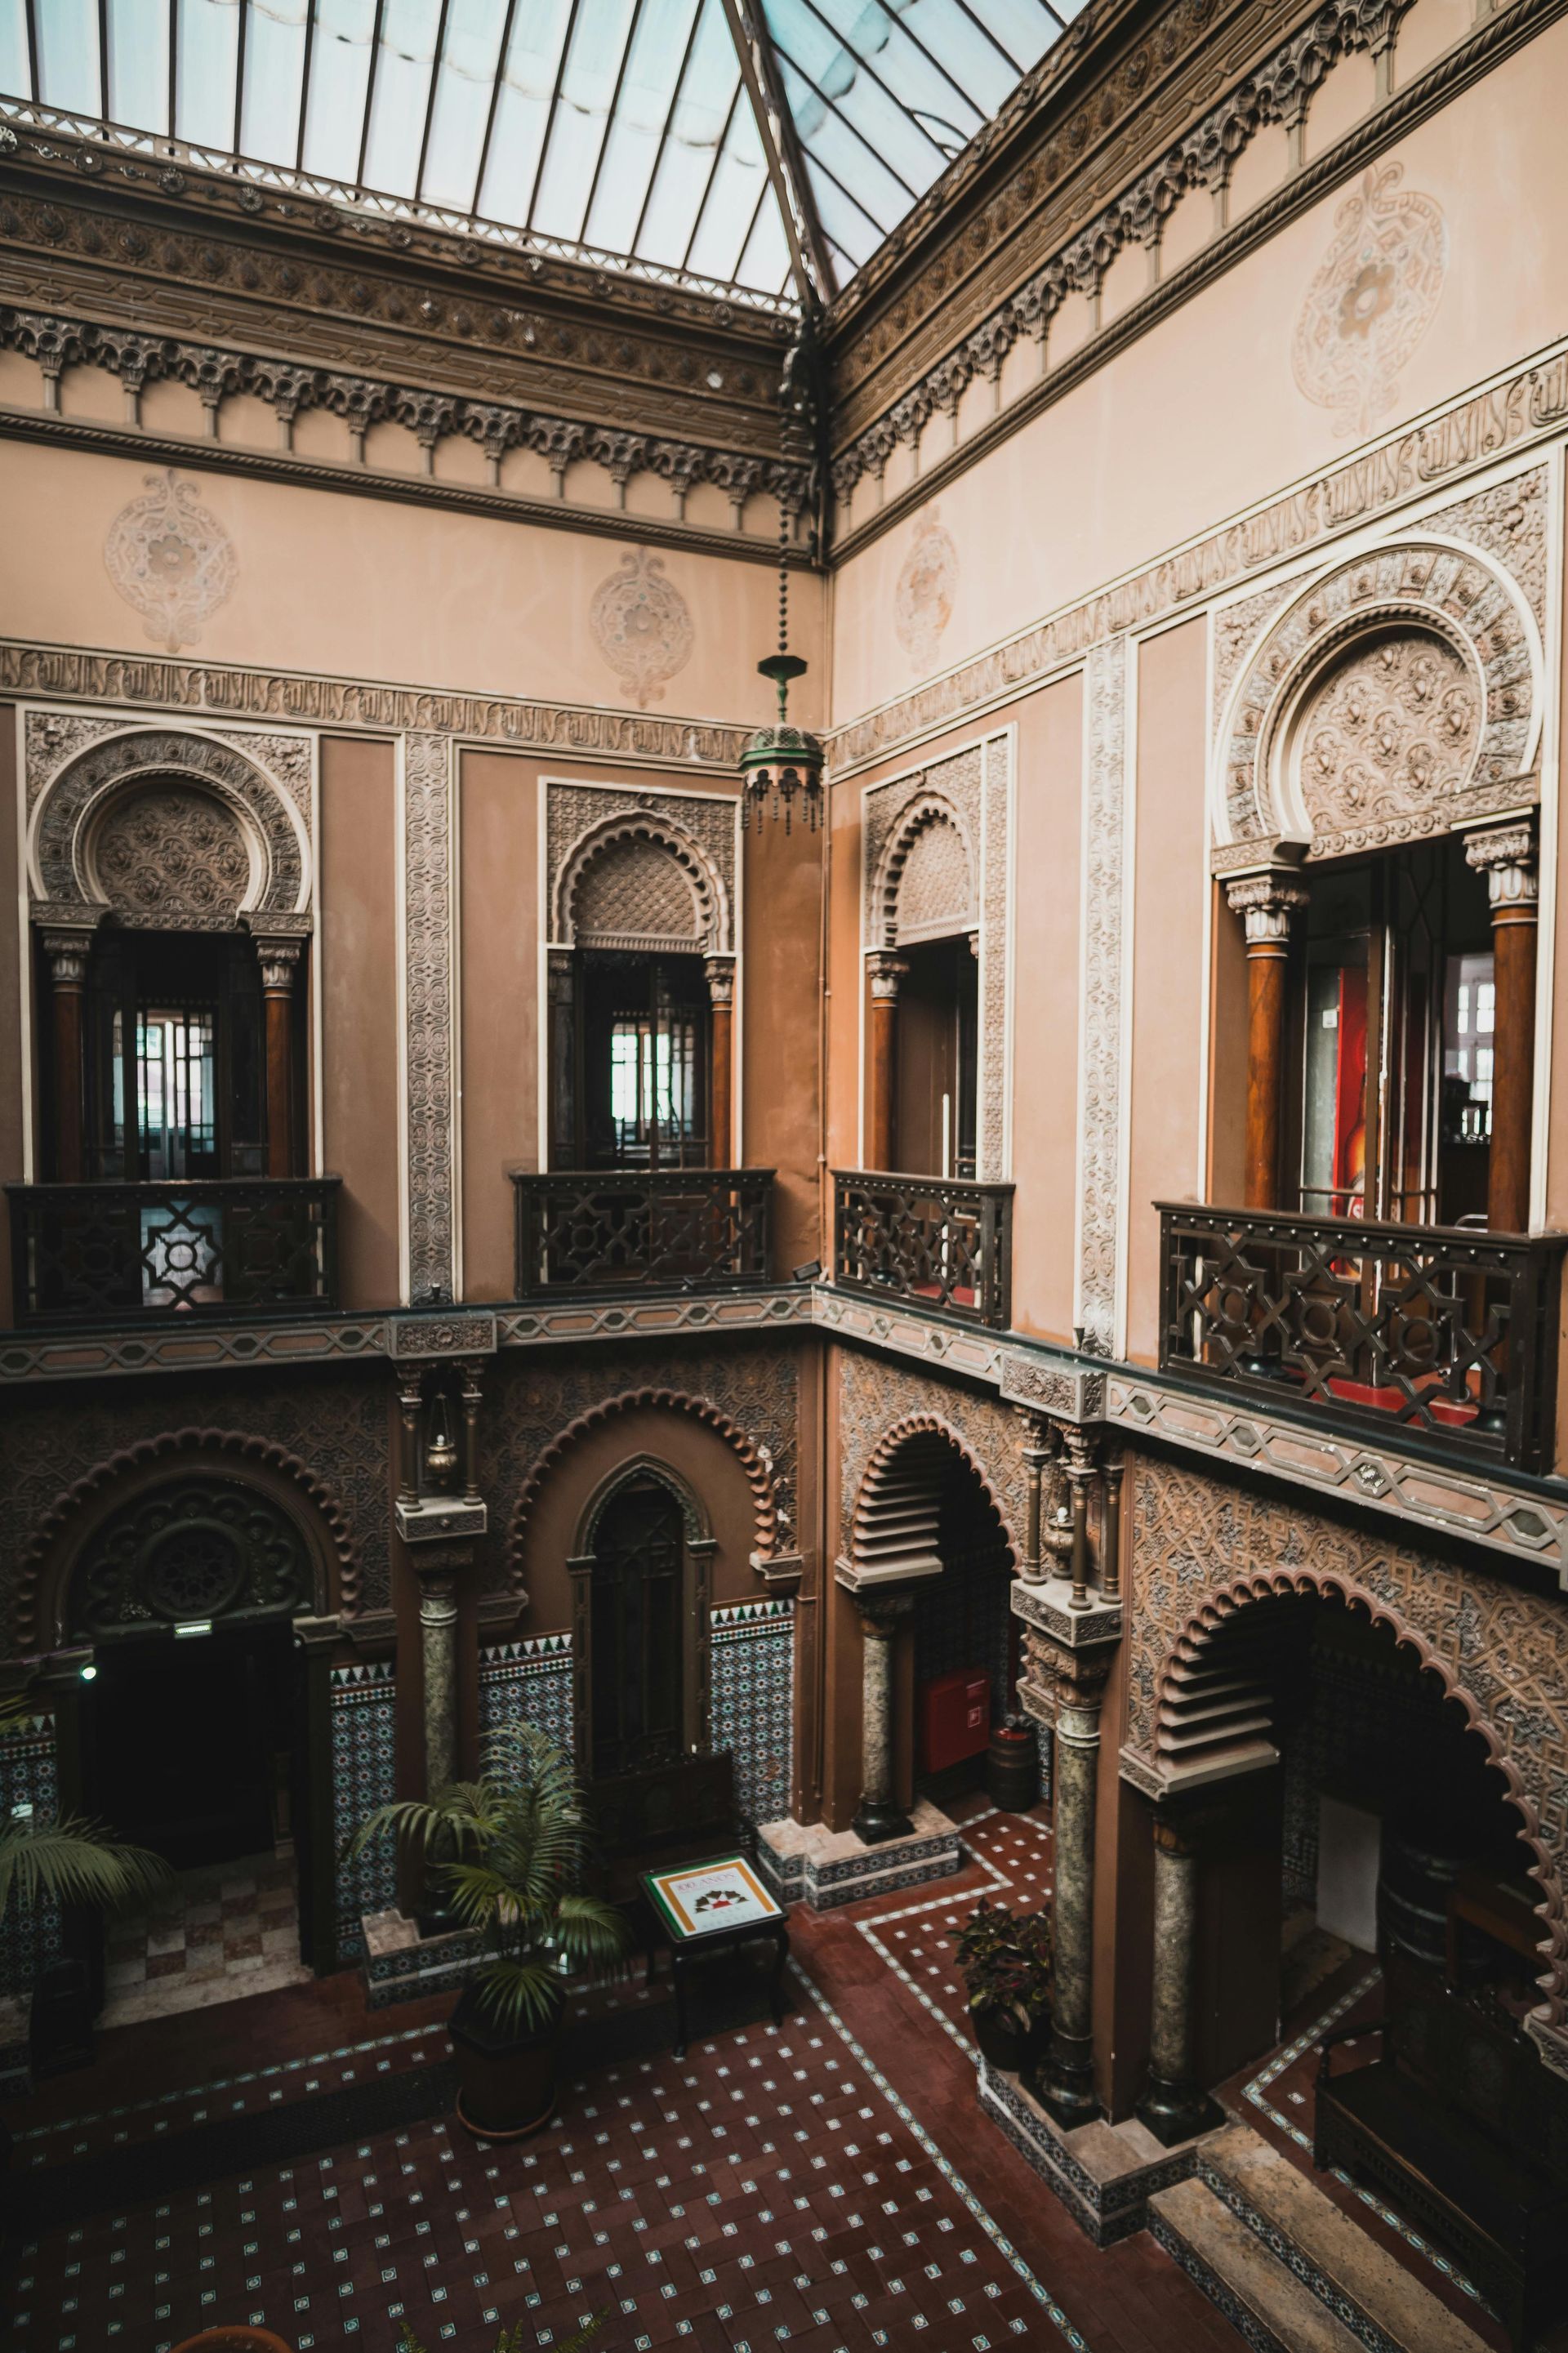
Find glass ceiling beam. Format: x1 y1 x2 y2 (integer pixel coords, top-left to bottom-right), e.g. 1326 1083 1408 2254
469 0 519 219
356 0 388 187
716 0 834 306
412 0 451 200
630 0 710 259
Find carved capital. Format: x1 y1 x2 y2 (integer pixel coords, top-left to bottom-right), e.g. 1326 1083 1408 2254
867 951 909 1001
1225 869 1310 949
38 919 101 987
252 938 304 993
856 1588 917 1638
704 953 736 1009
1465 819 1539 913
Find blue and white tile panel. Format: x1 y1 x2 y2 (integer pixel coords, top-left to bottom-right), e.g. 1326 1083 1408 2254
479 1631 574 1757
710 1597 795 1829
328 1660 397 1965
0 1709 61 2002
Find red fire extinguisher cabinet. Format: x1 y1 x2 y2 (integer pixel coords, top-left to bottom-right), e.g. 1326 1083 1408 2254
920 1668 991 1775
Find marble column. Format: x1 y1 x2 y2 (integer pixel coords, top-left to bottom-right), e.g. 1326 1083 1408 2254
415 1549 462 1800
1225 869 1308 1211
1136 1807 1225 2145
853 1591 915 1844
1032 1650 1111 2125
866 952 907 1173
1465 822 1538 1234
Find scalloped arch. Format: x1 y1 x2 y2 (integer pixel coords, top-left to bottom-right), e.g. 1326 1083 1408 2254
850 1410 1019 1572
1155 1569 1566 2015
871 791 976 950
507 1387 777 1592
16 1428 361 1652
555 809 730 952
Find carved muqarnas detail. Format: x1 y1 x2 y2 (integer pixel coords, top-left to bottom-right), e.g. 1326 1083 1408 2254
1293 630 1480 840
574 833 703 946
103 470 238 653
89 782 253 929
590 546 694 710
891 808 974 945
1292 166 1448 440
71 1476 318 1638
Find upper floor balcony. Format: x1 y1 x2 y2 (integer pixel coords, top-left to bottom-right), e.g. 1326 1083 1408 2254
1157 1201 1567 1475
7 1179 341 1324
833 1170 1013 1329
512 1168 774 1295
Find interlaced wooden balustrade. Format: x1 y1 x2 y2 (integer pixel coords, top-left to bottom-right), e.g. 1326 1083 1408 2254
833 1171 1013 1328
512 1169 773 1294
6 1179 341 1322
1157 1201 1566 1473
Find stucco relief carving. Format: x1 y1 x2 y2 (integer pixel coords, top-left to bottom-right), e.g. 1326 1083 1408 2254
1125 1452 1568 2020
28 722 310 919
1077 639 1129 1356
894 507 959 675
103 469 238 653
1217 538 1539 865
1442 468 1550 633
589 546 694 710
402 731 457 1307
894 812 972 940
835 1348 1026 1571
547 782 735 957
1293 629 1481 842
89 783 253 929
1292 167 1448 439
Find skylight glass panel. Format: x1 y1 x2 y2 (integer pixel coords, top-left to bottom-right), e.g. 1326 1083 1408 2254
581 0 703 257
106 0 172 132
771 0 952 190
240 0 310 166
804 0 982 156
732 176 791 296
301 0 376 181
176 0 243 150
886 0 1018 112
360 0 442 198
631 0 738 268
34 0 99 116
529 0 639 240
420 0 510 211
683 68 768 283
774 49 908 235
473 0 574 227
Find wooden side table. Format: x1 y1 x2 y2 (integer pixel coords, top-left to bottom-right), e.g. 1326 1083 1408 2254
641 1853 791 2057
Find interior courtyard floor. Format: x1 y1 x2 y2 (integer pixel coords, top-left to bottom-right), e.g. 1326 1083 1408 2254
0 1796 1536 2353
100 1850 312 2029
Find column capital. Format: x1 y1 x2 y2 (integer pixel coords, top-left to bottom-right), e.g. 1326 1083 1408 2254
866 950 910 1000
855 1587 917 1638
1225 867 1309 949
253 937 304 993
703 952 736 1008
1464 818 1539 914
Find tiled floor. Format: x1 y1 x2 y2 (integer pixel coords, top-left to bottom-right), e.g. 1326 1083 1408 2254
100 1851 312 2028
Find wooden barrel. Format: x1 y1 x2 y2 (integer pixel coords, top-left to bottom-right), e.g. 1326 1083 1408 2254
987 1722 1039 1813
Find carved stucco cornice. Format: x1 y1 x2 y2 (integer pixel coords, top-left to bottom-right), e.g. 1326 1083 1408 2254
827 336 1568 774
0 639 756 771
0 306 812 553
827 0 1557 533
0 110 793 372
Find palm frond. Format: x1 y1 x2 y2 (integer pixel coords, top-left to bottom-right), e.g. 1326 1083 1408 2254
0 1816 172 1920
472 1954 572 2036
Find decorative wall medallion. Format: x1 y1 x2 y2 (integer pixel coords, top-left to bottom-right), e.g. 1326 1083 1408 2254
1293 630 1480 840
894 507 959 675
103 470 238 653
1292 166 1448 439
589 546 694 710
69 1476 318 1638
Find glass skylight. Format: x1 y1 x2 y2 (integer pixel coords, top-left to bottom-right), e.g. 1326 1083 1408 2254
0 0 1076 301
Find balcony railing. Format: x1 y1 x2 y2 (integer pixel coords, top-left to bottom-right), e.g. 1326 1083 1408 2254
833 1171 1013 1328
1157 1201 1567 1473
512 1169 773 1295
6 1179 341 1323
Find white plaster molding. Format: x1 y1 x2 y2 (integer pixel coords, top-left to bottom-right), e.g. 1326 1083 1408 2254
400 730 457 1306
1075 638 1130 1355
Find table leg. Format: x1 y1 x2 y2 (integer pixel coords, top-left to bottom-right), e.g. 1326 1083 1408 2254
673 1951 689 2060
769 1926 790 2027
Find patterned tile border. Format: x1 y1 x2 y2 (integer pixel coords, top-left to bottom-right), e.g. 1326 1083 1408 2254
980 2065 1203 2248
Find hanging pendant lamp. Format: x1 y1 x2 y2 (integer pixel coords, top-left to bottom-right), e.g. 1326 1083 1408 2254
741 484 824 832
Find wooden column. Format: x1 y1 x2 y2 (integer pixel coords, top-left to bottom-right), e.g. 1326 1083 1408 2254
866 951 907 1172
41 927 95 1182
255 938 303 1179
1225 870 1308 1210
706 954 735 1165
1466 822 1539 1232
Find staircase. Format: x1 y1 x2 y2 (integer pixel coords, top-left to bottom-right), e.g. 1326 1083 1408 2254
1149 2123 1491 2353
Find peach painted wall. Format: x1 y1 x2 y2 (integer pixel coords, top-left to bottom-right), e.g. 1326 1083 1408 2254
458 749 541 1304
318 736 401 1309
1125 619 1209 1366
740 816 826 1276
0 709 20 1323
0 443 826 729
831 23 1568 722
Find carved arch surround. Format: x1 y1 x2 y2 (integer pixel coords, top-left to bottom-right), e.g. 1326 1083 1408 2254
506 1387 780 1593
552 805 733 954
871 791 978 949
28 724 313 920
849 1410 1019 1573
16 1428 361 1652
1214 536 1542 865
574 1452 715 1556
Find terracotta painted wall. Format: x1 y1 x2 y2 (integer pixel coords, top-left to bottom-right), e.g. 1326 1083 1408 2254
318 735 400 1309
741 814 827 1275
458 750 541 1304
0 707 20 1323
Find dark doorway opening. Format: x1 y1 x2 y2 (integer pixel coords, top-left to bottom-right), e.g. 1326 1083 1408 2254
894 936 978 1179
90 1624 298 1872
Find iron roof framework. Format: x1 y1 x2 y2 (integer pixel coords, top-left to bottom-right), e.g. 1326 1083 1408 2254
0 0 1076 310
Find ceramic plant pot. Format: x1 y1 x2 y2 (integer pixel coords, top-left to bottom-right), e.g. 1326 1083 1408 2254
449 1981 566 2140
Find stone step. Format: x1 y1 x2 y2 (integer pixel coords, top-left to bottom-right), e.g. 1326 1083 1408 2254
1199 2123 1490 2353
1149 2176 1366 2353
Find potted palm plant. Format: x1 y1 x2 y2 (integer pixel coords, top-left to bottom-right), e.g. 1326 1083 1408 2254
954 1896 1052 2074
348 1722 626 2140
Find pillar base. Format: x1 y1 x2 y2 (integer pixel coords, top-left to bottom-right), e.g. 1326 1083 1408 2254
756 1801 962 1912
852 1794 915 1845
1135 2073 1226 2148
1027 2029 1100 2129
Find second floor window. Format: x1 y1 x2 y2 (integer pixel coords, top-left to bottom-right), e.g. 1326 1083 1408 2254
573 951 711 1173
76 930 274 1183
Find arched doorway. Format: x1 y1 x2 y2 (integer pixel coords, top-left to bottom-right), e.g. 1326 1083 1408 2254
572 1459 712 1786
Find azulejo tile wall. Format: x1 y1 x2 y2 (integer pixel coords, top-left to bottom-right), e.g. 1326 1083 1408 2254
329 1660 398 1963
0 1709 60 2000
710 1598 795 1829
479 1633 575 1755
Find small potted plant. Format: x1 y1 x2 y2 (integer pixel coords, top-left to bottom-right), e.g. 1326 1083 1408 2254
348 1722 626 2140
954 1897 1052 2073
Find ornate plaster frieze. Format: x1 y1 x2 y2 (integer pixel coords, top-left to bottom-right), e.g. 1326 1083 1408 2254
828 339 1568 776
24 715 313 920
546 779 737 958
861 733 1012 1180
1107 1372 1568 1580
401 732 457 1308
0 306 810 526
1076 640 1129 1357
0 642 753 773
